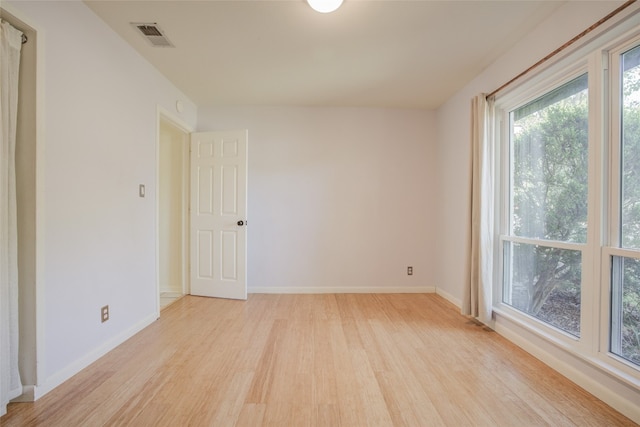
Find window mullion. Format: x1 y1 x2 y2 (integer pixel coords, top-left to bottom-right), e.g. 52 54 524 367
609 46 623 250
579 52 604 355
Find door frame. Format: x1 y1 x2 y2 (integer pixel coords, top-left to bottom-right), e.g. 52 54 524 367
156 107 193 316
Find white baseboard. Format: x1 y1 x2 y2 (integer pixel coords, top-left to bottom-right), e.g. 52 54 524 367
32 312 158 400
160 291 183 298
11 385 35 402
435 287 462 308
248 286 436 294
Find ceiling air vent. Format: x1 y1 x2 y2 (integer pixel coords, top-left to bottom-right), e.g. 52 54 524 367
131 22 174 48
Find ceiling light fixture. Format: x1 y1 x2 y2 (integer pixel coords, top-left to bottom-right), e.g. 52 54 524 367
307 0 343 13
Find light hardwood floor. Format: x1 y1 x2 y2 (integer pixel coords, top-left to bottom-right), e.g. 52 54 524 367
2 293 637 426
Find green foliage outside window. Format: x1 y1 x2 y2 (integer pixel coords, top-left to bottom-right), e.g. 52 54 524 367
617 46 640 365
507 75 588 337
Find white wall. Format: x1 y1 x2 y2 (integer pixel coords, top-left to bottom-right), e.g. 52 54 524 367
435 1 640 421
198 107 437 293
5 0 197 395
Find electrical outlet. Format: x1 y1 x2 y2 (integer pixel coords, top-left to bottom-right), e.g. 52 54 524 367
101 305 109 323
407 266 413 276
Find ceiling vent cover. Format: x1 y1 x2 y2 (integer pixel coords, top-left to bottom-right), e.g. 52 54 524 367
131 22 174 48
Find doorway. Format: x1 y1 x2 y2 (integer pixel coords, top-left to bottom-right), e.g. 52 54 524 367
158 115 190 311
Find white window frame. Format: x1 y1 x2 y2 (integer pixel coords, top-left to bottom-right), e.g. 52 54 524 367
495 61 593 352
599 34 640 380
492 24 640 388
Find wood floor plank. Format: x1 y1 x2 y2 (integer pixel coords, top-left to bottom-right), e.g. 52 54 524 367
235 403 266 427
1 293 637 426
312 319 338 405
245 319 287 404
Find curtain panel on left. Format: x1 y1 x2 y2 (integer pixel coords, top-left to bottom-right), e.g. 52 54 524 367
0 18 24 416
463 94 495 325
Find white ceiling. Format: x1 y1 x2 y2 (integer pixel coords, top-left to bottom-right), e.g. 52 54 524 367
85 0 567 109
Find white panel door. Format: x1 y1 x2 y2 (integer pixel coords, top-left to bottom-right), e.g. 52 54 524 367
190 130 247 300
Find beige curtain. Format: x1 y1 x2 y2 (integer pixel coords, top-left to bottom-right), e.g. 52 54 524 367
462 94 494 325
1 19 23 416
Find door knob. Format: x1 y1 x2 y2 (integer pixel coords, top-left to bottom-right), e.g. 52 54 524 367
237 220 244 226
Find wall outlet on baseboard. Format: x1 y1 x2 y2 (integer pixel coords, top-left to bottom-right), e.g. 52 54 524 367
407 266 413 275
101 305 109 323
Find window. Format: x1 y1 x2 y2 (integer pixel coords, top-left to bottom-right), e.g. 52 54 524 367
496 27 640 378
610 44 640 366
502 74 588 337
620 45 640 251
